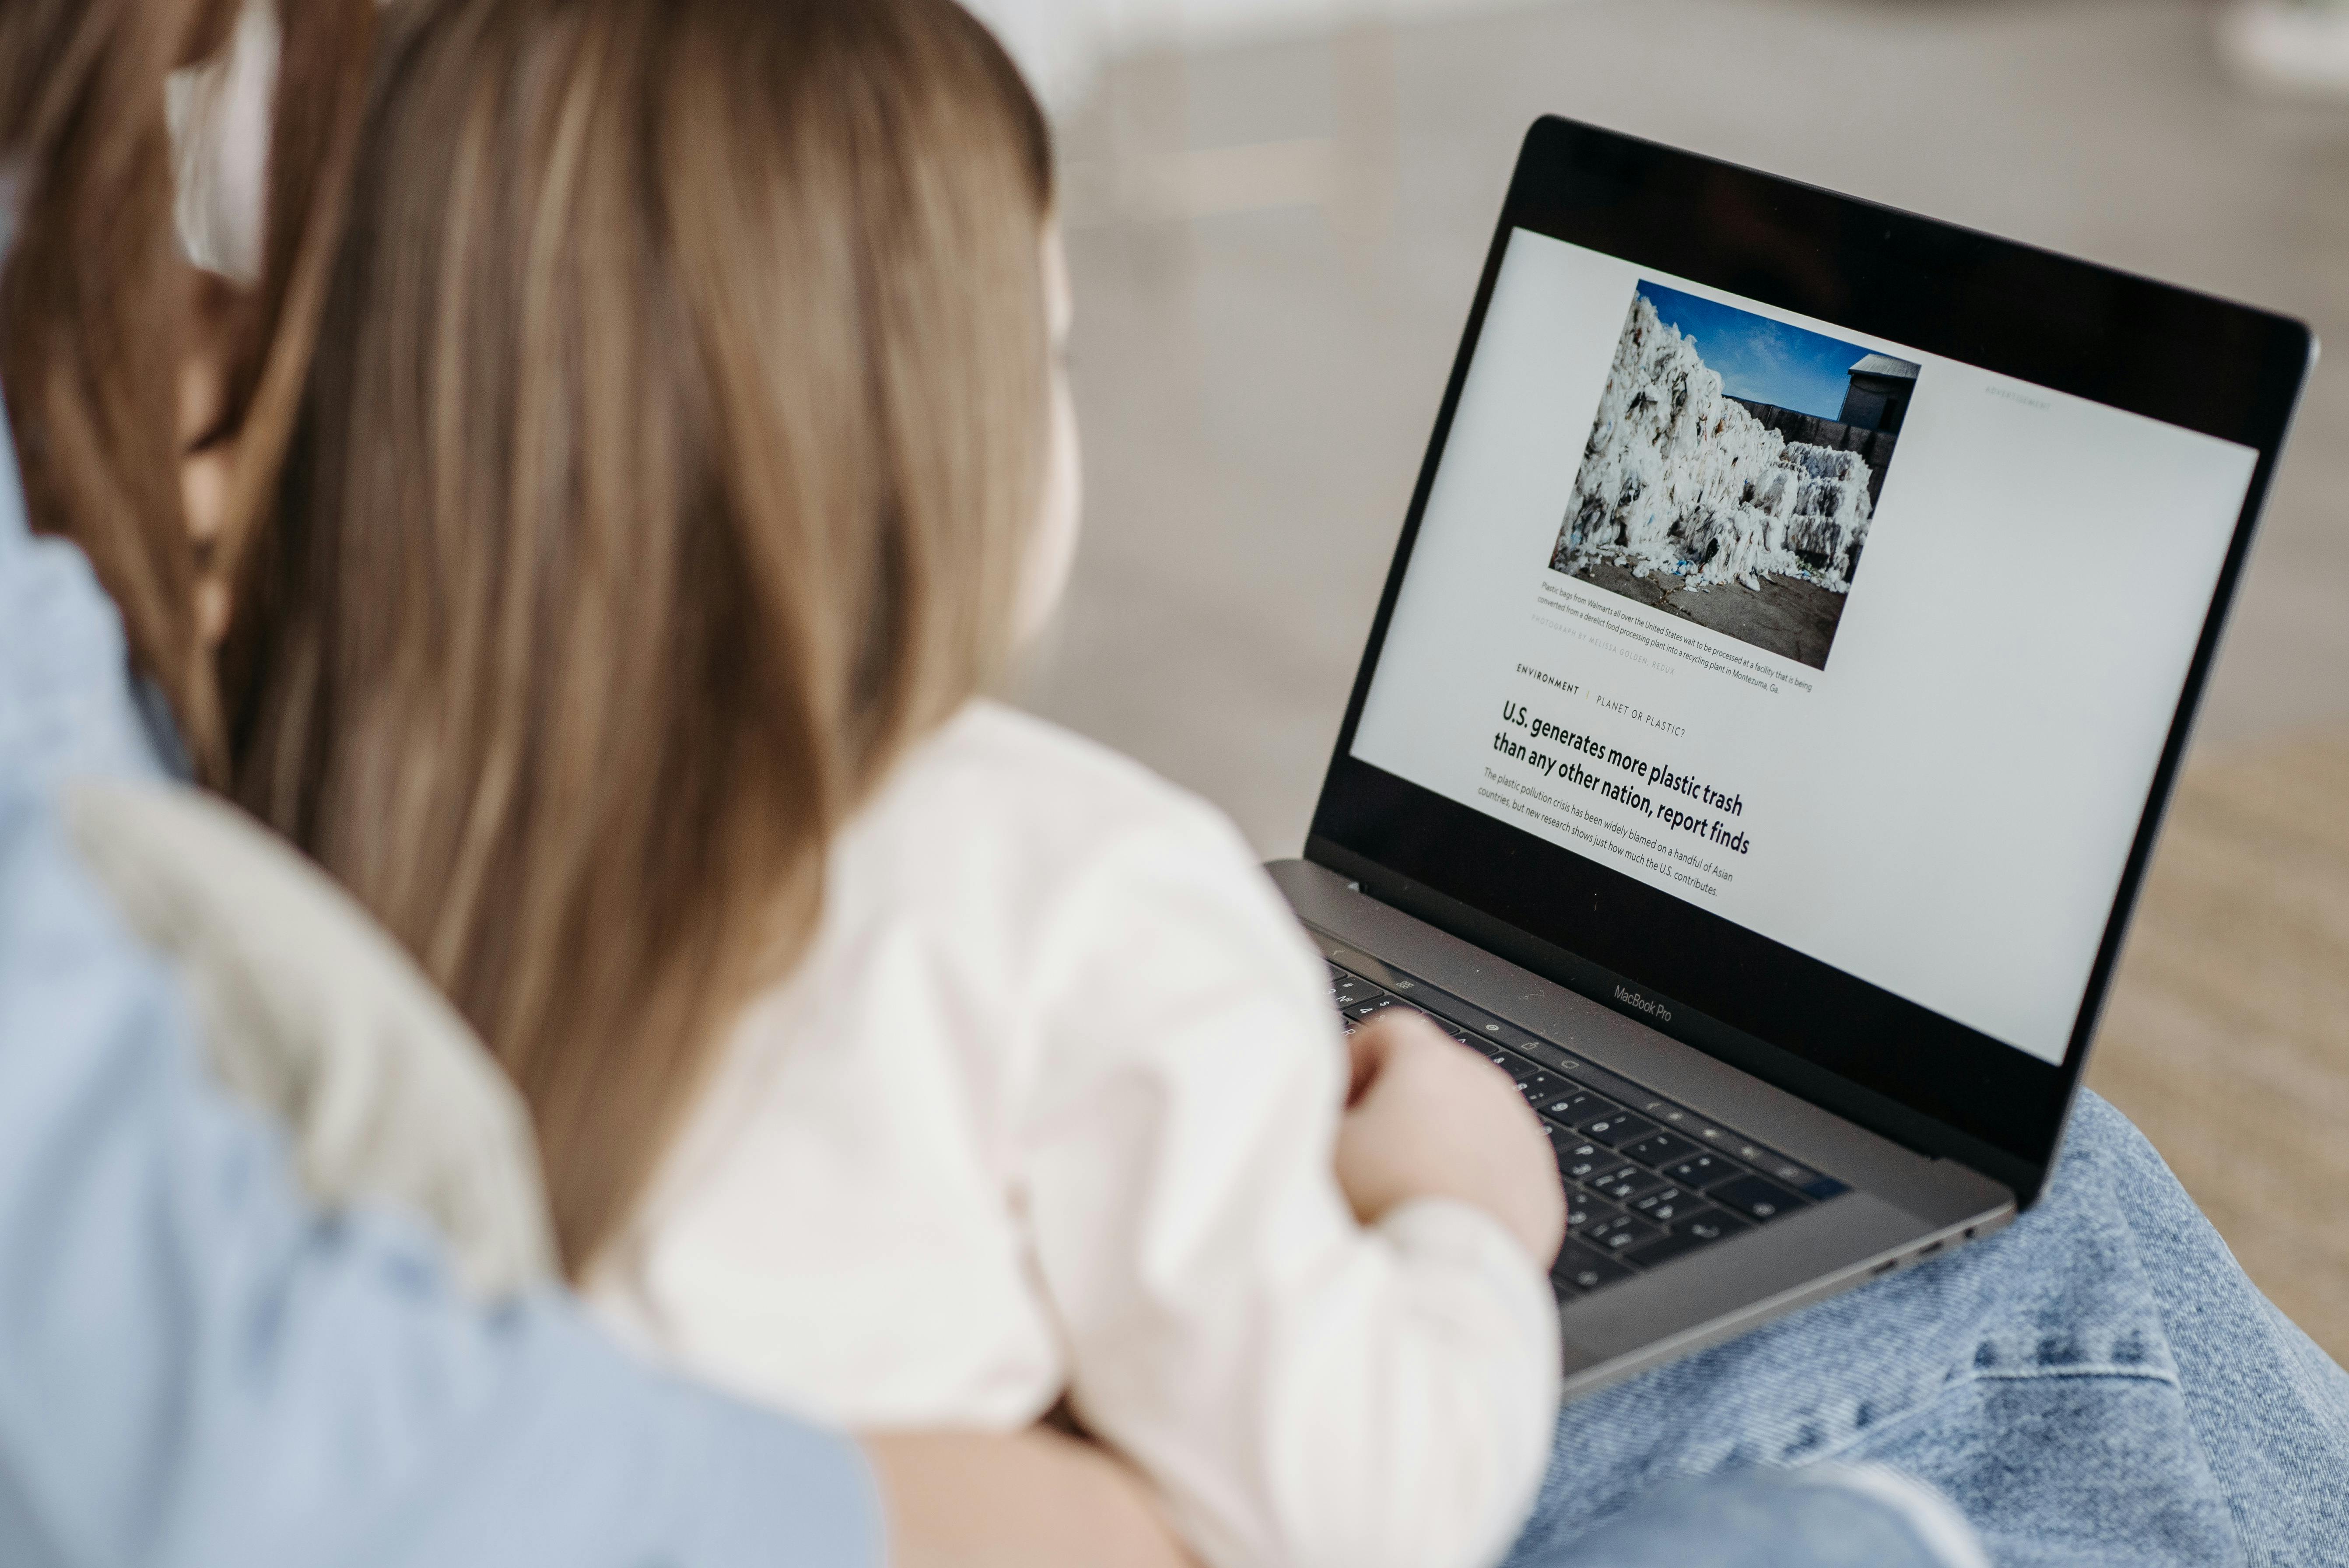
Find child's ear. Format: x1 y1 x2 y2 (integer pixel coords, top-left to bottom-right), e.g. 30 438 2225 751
179 267 252 649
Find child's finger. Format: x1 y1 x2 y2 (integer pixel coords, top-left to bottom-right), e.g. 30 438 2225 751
1345 1010 1453 1107
1343 1022 1390 1105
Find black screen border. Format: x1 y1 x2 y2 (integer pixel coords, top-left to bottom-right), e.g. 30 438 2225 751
1307 116 2314 1203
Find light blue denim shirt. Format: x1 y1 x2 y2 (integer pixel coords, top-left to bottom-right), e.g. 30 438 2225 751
0 386 880 1567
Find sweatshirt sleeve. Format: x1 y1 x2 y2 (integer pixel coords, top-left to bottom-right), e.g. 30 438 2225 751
0 777 882 1568
1014 810 1560 1568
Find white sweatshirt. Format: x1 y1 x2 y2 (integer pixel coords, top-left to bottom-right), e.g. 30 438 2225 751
585 701 1560 1568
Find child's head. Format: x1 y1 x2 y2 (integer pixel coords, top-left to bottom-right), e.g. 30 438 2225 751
234 0 1064 1270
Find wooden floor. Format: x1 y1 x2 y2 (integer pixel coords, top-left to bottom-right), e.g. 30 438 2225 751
2085 730 2349 1358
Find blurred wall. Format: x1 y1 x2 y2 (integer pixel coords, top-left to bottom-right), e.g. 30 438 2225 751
970 0 1521 104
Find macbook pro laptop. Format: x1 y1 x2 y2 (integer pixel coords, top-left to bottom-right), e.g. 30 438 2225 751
1271 116 2315 1397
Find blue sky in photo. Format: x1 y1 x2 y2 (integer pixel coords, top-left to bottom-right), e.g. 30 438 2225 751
1636 281 1874 421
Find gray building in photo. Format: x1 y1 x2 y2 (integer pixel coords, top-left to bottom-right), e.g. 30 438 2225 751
1838 352 1920 433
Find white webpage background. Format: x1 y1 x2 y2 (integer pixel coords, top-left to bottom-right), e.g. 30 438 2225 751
1351 229 2258 1064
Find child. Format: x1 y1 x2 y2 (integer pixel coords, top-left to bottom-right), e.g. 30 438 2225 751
232 3 1563 1565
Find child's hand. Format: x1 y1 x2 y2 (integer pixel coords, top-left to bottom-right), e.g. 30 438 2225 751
1334 1012 1566 1270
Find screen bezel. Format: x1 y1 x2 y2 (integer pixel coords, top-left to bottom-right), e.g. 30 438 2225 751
1306 116 2314 1203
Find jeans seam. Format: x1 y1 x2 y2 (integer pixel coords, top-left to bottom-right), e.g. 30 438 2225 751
1961 1366 2183 1386
1807 1364 2184 1468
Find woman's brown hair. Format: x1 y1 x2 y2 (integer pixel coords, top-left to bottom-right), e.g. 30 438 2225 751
0 0 372 782
235 0 1056 1272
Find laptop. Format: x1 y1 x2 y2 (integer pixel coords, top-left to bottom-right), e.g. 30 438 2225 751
1270 116 2315 1398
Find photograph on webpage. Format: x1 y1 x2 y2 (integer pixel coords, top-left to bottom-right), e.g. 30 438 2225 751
1551 281 1919 670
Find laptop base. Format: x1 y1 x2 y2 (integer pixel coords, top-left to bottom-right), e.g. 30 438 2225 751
1271 857 2016 1398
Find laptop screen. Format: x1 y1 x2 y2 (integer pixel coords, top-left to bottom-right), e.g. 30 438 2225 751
1347 231 2256 1068
1308 118 2310 1184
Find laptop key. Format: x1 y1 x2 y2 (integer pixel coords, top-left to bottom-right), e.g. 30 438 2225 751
1552 1139 1613 1184
1627 1185 1706 1224
1564 1190 1621 1232
1580 1112 1660 1147
1752 1154 1824 1189
1535 1091 1614 1127
1583 1213 1662 1252
1694 1127 1816 1189
1707 1174 1806 1223
1622 1222 1729 1270
1514 1070 1564 1106
1586 1166 1664 1203
1342 995 1402 1020
1552 1238 1635 1292
1679 1210 1752 1245
1660 1152 1742 1190
1620 1130 1700 1168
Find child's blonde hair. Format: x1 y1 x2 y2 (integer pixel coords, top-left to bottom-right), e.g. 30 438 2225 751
233 0 1056 1272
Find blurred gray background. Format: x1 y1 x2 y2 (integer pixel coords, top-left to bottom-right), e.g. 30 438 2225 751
1006 0 2349 1352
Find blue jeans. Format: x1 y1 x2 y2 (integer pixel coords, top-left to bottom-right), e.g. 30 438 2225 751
1510 1465 1988 1566
1504 1090 2349 1566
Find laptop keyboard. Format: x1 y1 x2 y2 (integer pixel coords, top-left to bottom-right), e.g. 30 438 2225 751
1327 959 1850 1302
